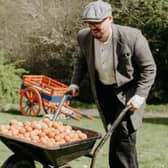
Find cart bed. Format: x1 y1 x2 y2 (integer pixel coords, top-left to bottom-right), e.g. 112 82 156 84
21 75 68 96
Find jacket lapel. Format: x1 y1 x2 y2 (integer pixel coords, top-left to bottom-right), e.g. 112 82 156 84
112 24 119 75
87 33 97 97
87 33 95 76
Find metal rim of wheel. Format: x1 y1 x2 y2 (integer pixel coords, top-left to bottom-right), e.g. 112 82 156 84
19 87 42 117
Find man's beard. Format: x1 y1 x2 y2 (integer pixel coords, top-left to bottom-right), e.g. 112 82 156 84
91 28 103 39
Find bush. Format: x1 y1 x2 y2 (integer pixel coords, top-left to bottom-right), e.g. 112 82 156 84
0 52 27 104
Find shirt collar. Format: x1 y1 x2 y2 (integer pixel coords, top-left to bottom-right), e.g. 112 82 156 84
103 30 112 44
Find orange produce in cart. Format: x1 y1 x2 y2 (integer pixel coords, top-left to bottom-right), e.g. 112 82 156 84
0 118 88 147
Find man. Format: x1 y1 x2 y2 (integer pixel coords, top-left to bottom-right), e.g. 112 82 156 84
68 0 156 167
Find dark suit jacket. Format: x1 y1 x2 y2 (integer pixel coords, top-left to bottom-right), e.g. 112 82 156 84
71 24 157 130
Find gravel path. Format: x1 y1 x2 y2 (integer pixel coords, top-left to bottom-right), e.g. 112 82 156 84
1 103 168 119
79 108 168 118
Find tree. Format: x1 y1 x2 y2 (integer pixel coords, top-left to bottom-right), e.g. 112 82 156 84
0 0 168 103
108 0 168 103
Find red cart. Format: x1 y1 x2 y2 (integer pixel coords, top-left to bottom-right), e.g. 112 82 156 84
19 75 93 120
19 75 69 117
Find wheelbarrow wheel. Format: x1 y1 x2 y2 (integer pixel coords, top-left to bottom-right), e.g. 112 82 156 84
20 87 42 117
1 154 35 168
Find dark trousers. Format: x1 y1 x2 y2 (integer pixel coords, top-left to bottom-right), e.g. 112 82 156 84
96 80 138 168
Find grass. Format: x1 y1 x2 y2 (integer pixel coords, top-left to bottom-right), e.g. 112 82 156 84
145 104 168 113
0 107 168 168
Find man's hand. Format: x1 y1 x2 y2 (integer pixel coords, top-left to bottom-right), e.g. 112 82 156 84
66 84 79 97
127 95 145 112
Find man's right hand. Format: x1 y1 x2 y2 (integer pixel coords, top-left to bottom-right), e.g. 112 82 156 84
65 84 79 97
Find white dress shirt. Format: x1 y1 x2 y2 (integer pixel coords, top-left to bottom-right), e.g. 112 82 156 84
94 34 116 85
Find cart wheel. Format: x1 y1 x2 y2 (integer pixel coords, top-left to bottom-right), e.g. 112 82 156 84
1 154 35 168
20 87 42 117
42 104 56 114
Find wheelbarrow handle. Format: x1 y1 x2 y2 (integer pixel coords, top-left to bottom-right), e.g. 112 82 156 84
52 93 71 121
89 106 130 168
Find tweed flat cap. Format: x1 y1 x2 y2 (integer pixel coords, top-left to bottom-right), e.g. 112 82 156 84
82 0 112 22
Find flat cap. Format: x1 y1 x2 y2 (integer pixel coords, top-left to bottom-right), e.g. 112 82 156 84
82 0 112 22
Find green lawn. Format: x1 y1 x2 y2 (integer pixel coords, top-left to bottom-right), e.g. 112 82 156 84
0 110 168 168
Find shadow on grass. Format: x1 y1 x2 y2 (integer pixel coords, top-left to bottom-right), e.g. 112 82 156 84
0 109 43 118
143 117 168 125
0 108 20 115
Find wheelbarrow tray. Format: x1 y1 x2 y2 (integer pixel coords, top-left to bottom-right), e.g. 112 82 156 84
0 126 101 167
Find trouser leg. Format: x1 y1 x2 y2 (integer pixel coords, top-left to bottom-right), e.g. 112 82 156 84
96 80 139 168
109 121 138 168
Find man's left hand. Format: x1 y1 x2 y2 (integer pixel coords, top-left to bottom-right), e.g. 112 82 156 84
127 95 145 112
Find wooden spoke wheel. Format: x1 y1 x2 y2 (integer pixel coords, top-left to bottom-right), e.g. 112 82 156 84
42 101 57 114
1 154 35 168
20 87 42 117
43 105 56 114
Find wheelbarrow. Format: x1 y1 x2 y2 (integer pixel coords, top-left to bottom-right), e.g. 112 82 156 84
0 93 129 168
0 125 101 168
